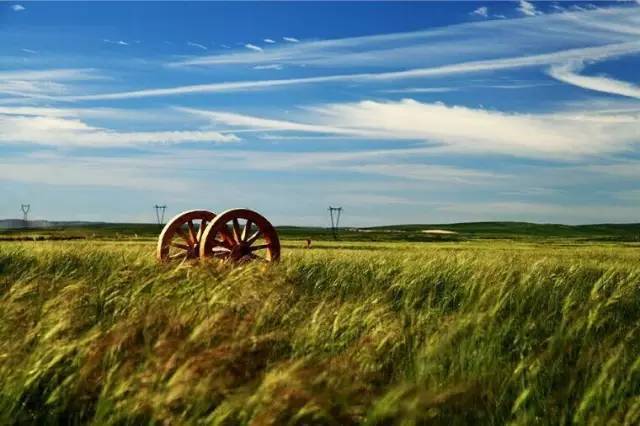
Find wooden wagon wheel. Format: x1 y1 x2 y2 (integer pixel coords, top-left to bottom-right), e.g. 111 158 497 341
157 210 216 261
199 208 280 262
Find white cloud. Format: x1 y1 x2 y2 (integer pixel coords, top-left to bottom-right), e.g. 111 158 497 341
381 87 455 94
345 163 502 184
11 4 25 11
177 107 370 137
103 39 129 46
517 0 542 16
59 41 640 101
0 110 239 147
549 60 640 99
253 64 283 70
0 68 106 100
436 201 640 224
282 36 299 43
0 68 103 81
245 43 263 52
470 6 489 18
187 41 208 51
0 155 190 192
21 48 37 54
0 80 68 97
174 7 639 70
264 38 276 44
182 99 640 159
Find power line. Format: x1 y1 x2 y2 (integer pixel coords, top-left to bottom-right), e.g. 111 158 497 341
328 206 343 240
20 204 30 227
154 205 167 226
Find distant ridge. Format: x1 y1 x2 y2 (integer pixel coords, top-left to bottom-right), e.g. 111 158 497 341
0 219 106 229
364 221 640 239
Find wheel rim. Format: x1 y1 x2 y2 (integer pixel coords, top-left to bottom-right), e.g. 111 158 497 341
156 210 216 261
199 208 280 262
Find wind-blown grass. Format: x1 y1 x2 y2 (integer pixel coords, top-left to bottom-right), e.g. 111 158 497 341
1 241 640 424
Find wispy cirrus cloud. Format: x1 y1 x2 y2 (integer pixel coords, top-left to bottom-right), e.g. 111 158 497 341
517 0 542 17
174 8 638 69
187 41 208 51
282 36 299 43
59 40 640 101
244 43 263 52
253 64 283 70
549 60 640 99
0 68 106 99
181 98 640 159
470 6 489 18
0 68 104 81
11 4 25 12
103 39 129 46
0 107 239 147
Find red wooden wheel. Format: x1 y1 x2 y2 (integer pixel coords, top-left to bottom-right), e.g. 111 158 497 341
156 210 216 261
199 208 280 262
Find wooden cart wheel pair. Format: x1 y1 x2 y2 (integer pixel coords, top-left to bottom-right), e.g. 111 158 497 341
156 209 280 263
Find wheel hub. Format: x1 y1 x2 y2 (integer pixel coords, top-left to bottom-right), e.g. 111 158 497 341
229 243 251 261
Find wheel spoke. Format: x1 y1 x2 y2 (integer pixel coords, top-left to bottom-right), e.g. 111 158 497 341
246 230 262 245
232 219 242 243
250 244 270 252
187 220 197 244
220 238 233 249
171 242 190 250
176 228 193 247
198 220 208 240
241 220 252 241
169 252 188 259
219 226 236 247
211 247 231 258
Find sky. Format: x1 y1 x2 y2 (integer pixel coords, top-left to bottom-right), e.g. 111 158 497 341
1 1 640 226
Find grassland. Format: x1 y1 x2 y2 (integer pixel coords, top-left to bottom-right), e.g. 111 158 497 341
3 221 640 243
1 234 640 424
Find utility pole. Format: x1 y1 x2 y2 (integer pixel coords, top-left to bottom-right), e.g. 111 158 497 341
21 204 30 228
328 206 343 240
154 205 167 227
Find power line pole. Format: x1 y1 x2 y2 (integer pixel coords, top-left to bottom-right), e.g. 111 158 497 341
328 206 343 240
154 205 167 227
21 204 30 227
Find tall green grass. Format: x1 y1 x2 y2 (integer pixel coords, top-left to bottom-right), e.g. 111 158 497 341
1 241 640 424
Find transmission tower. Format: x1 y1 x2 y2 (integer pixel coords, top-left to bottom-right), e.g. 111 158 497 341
154 205 167 226
21 204 30 227
328 206 343 240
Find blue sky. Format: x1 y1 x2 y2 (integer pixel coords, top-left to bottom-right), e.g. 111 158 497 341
1 1 640 226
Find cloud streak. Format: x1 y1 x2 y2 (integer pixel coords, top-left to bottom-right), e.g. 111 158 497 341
56 40 640 101
0 108 239 147
517 0 542 17
182 98 640 159
187 41 208 51
244 43 263 52
549 60 640 99
470 6 489 18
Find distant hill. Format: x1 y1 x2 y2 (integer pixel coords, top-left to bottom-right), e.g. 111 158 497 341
364 221 640 240
1 220 639 242
0 219 102 229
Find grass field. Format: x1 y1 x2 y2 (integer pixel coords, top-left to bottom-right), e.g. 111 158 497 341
2 235 640 424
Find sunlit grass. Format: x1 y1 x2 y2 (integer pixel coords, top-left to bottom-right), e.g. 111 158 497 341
1 241 640 424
